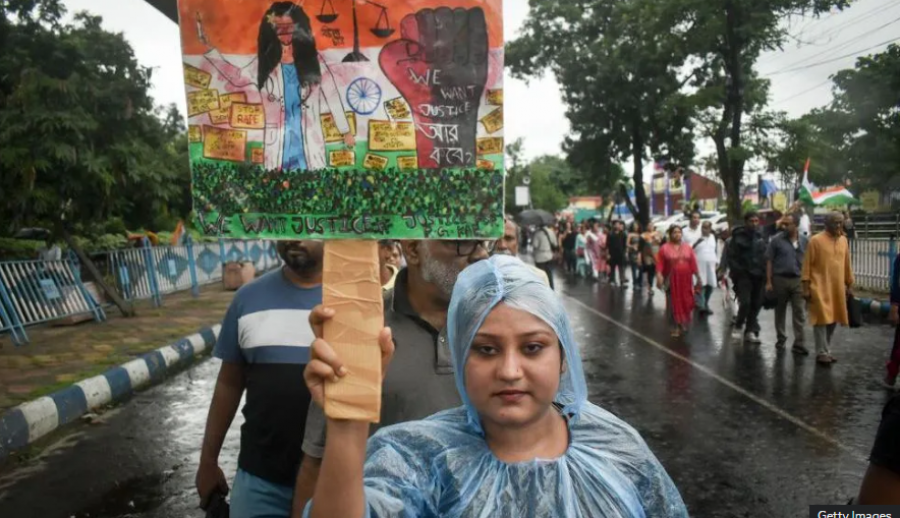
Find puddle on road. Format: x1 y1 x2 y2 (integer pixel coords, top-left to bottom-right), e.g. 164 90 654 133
72 472 172 518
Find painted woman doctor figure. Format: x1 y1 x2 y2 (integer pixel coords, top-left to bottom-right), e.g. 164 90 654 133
199 1 354 172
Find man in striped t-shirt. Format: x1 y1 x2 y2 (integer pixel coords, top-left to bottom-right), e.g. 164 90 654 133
196 240 322 517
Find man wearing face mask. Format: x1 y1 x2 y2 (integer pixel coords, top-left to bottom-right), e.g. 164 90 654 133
292 239 489 516
196 240 324 517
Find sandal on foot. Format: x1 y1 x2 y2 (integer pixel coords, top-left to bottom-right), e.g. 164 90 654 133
816 354 833 365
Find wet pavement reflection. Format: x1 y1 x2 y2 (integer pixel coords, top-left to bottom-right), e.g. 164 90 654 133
0 274 895 517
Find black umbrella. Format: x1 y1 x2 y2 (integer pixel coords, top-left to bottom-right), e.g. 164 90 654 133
517 209 555 227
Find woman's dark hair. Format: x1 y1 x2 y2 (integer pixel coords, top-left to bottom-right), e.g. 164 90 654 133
258 2 321 89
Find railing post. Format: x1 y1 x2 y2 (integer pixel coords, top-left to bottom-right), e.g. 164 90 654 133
186 234 200 297
0 267 28 345
142 238 162 307
890 237 897 292
68 250 106 323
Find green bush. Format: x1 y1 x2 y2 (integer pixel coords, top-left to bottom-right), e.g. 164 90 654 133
0 238 44 260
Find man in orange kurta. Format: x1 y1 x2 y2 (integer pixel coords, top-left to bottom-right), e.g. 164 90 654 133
802 211 854 365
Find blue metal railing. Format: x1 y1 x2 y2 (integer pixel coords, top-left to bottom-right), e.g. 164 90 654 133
849 237 897 292
0 238 280 345
0 256 106 345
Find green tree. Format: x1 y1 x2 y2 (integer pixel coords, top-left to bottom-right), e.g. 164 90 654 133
507 0 697 227
658 0 851 222
766 45 900 194
0 0 192 236
765 113 847 190
819 44 900 190
503 139 570 214
527 156 572 213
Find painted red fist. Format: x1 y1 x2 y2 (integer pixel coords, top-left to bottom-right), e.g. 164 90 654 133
379 7 488 169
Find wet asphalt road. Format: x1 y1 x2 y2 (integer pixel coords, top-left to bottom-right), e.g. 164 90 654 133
0 271 896 518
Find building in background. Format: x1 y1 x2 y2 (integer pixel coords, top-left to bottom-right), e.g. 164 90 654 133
650 170 723 216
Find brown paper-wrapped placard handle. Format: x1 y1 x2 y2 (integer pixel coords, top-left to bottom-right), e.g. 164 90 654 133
322 240 384 422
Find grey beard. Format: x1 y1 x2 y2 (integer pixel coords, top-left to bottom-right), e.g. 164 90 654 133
419 247 461 298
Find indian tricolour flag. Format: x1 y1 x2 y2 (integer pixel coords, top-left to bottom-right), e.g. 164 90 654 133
798 158 856 206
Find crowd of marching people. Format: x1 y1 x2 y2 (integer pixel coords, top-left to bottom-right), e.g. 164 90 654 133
538 204 899 383
193 206 900 518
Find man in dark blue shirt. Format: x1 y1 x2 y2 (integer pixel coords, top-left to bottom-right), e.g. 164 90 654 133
765 214 809 354
196 240 323 517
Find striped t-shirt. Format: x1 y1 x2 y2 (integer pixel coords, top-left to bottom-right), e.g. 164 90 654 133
214 268 321 485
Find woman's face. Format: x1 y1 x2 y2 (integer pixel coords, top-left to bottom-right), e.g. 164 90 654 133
670 227 683 244
271 14 295 46
465 303 563 430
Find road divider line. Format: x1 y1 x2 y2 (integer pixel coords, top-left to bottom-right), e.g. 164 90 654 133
565 295 869 462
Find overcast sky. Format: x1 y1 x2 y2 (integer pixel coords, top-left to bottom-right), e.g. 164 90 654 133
64 0 899 165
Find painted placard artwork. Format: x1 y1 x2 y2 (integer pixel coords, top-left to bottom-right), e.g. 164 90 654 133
177 0 505 239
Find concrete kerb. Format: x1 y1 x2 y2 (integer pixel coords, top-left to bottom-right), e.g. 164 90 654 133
858 296 894 320
0 324 221 462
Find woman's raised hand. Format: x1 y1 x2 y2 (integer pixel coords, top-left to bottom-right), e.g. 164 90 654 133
303 305 394 408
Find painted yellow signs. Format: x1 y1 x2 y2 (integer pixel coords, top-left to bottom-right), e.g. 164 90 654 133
230 102 265 129
188 125 202 143
477 159 495 170
183 63 211 90
476 137 503 156
397 156 418 170
384 97 412 120
187 89 220 117
363 153 389 172
251 147 265 164
487 89 503 106
329 150 356 167
480 107 503 134
368 121 417 151
209 92 247 125
321 112 358 143
202 126 246 162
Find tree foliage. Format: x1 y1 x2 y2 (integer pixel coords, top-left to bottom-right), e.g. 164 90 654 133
504 139 596 215
509 0 854 224
648 0 850 221
0 0 191 237
768 44 900 193
507 0 696 227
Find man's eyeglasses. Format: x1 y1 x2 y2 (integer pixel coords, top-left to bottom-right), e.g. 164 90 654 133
451 240 493 257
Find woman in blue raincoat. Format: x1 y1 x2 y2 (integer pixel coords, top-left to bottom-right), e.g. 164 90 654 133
303 255 688 518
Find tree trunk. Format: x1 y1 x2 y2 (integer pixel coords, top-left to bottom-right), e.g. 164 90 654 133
720 0 747 227
714 133 742 225
61 228 135 317
631 122 650 227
